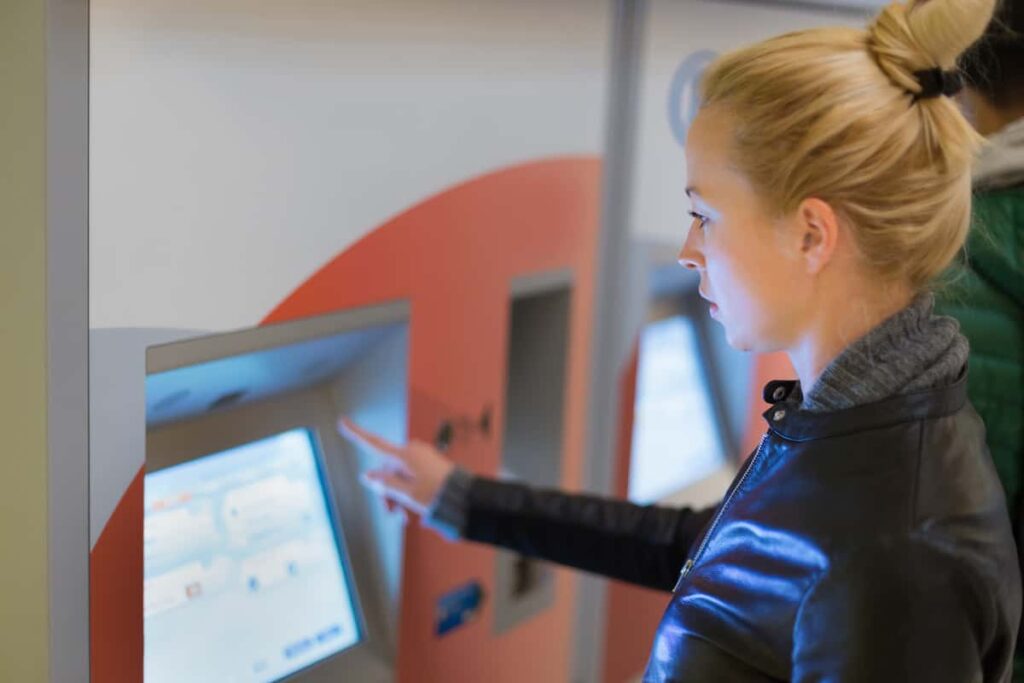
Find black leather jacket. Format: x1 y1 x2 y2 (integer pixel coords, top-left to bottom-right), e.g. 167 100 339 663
460 375 1022 681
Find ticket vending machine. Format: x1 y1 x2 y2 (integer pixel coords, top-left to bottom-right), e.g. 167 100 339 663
86 155 603 682
144 303 409 682
626 248 744 507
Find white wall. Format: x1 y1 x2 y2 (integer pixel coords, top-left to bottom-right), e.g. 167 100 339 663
90 0 610 331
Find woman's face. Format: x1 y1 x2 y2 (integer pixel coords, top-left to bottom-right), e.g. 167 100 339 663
680 107 810 352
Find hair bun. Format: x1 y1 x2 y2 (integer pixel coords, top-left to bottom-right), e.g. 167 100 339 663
868 0 996 98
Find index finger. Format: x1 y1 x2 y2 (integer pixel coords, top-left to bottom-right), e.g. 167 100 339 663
338 417 407 462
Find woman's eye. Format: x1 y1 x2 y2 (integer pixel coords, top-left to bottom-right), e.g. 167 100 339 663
688 211 709 228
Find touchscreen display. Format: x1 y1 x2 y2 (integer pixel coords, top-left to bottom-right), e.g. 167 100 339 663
144 428 361 682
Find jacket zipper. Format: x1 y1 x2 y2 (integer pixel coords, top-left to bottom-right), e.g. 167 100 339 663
673 432 769 592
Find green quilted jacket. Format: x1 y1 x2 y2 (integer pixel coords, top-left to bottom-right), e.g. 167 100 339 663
936 187 1024 522
935 121 1024 678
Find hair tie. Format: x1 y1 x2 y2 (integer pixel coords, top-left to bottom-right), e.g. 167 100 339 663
912 68 964 101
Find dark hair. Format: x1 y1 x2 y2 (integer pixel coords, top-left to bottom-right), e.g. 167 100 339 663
961 0 1024 107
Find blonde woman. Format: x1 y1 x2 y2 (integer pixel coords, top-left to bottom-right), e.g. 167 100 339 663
341 0 1022 679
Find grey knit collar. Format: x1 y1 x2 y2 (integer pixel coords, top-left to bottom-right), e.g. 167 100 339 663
797 293 969 413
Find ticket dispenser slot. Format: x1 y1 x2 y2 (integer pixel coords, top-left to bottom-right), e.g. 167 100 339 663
144 302 408 683
494 272 572 634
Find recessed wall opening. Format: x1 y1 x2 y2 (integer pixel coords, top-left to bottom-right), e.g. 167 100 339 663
494 271 572 635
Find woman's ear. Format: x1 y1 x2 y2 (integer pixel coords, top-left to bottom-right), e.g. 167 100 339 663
795 198 839 275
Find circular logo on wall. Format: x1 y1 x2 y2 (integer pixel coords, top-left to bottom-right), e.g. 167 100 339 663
668 49 719 147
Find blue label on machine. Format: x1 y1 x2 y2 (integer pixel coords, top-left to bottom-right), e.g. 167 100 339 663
435 581 485 637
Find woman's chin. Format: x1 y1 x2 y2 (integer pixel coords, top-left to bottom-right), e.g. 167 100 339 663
722 325 755 353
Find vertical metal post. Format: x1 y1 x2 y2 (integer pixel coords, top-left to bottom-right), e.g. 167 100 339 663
47 0 91 679
572 1 647 681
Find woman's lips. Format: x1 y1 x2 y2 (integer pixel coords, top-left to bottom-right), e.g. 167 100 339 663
699 288 718 316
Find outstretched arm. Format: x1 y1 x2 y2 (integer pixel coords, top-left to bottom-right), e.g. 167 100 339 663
455 473 716 591
339 417 716 592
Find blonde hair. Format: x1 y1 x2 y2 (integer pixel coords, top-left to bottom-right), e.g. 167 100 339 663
699 0 996 290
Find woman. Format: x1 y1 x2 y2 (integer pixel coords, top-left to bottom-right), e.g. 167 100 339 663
341 0 1022 679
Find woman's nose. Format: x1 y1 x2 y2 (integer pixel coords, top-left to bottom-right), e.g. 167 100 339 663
677 224 704 271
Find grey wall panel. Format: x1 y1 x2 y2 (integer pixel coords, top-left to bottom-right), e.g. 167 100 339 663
89 327 204 548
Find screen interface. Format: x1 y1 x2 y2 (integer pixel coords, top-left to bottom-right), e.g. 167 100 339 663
144 428 362 682
628 314 726 503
